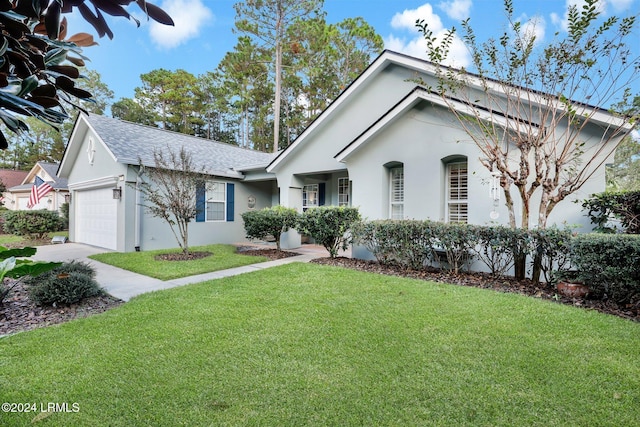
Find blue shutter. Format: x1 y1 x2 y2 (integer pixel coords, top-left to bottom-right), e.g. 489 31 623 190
226 183 235 222
319 183 325 206
196 181 205 222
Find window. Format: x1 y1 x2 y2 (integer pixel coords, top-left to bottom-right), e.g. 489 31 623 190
303 184 318 209
390 167 404 219
447 162 468 223
338 178 350 206
206 182 226 221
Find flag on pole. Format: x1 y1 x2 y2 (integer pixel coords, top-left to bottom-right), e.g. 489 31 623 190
27 176 53 209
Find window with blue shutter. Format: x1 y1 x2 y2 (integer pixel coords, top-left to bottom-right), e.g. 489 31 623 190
196 181 205 222
226 183 234 222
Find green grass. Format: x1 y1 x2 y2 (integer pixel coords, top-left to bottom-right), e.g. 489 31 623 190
0 232 69 247
2 263 639 426
88 244 267 280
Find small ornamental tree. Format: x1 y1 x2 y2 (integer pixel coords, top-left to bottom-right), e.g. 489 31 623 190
416 0 639 280
137 146 208 255
298 206 361 258
241 206 299 251
582 191 640 234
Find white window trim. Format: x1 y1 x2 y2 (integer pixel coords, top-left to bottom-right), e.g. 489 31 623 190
446 162 468 223
303 184 319 209
338 177 350 207
206 181 226 222
389 167 404 220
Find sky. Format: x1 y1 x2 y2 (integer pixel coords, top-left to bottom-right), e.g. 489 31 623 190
65 0 640 107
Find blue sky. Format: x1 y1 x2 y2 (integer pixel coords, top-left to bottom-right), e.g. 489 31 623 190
65 0 640 105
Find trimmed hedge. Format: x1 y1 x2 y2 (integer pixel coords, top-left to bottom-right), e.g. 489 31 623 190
570 234 640 303
3 210 65 238
299 206 361 258
241 206 298 251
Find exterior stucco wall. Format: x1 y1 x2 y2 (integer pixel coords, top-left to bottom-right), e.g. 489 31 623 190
135 179 275 252
65 126 129 249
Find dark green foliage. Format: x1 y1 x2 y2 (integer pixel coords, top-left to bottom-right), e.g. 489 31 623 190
241 206 299 251
355 220 433 269
569 234 640 303
582 191 640 234
26 261 103 306
472 225 522 276
298 206 361 258
529 227 573 283
3 210 65 238
0 246 61 304
60 202 70 229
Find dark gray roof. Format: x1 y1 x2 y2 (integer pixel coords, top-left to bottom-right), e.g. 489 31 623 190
85 114 276 178
8 162 67 192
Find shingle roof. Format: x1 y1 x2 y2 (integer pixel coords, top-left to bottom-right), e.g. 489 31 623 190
0 169 28 188
84 114 275 178
38 162 68 189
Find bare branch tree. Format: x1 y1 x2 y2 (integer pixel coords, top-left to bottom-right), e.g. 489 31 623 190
137 146 208 255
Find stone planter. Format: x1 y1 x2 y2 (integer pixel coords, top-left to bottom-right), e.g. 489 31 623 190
557 281 589 298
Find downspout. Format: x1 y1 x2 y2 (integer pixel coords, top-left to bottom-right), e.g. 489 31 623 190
135 166 145 252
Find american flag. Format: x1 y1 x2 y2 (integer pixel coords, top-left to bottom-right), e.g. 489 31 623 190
27 176 53 209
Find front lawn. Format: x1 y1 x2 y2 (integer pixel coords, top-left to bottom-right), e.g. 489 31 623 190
89 244 267 280
2 263 639 426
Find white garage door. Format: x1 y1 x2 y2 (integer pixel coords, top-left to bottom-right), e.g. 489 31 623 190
75 188 118 250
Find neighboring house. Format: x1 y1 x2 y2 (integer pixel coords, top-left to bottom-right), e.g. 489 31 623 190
59 50 631 253
0 169 28 207
58 114 277 252
5 162 68 211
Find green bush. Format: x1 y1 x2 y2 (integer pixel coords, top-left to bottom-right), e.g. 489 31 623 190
354 220 433 269
471 225 521 276
582 191 640 234
569 234 640 303
26 261 104 306
429 222 478 273
529 226 573 283
298 206 361 258
3 210 65 238
241 206 299 251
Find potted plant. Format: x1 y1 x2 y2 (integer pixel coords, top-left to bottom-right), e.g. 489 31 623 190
553 269 590 298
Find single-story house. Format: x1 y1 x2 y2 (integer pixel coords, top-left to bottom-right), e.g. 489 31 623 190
4 162 68 211
58 114 277 251
0 169 29 205
58 50 632 253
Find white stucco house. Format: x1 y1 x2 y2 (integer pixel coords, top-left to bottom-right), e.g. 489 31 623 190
58 50 633 253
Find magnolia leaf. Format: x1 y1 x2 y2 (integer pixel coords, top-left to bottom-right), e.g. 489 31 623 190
67 32 98 47
0 246 37 260
6 261 62 280
0 256 16 279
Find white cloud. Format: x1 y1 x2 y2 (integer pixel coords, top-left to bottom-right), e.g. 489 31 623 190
438 0 472 20
386 3 470 68
391 3 444 32
517 15 546 47
149 0 214 50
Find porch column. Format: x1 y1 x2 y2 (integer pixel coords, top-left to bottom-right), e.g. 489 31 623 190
277 175 303 249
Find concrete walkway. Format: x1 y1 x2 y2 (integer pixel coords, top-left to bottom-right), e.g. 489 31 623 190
31 243 333 302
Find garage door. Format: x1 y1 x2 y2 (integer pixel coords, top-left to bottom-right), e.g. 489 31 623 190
75 188 118 250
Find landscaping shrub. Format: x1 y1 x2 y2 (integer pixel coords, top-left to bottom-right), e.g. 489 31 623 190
241 206 299 251
26 261 104 306
529 226 573 283
472 225 520 276
3 210 65 239
429 222 478 273
582 191 640 234
569 234 640 303
354 220 433 268
298 206 361 258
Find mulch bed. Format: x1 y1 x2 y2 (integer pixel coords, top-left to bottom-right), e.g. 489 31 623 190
154 251 212 261
235 246 300 260
311 257 640 322
1 281 124 337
